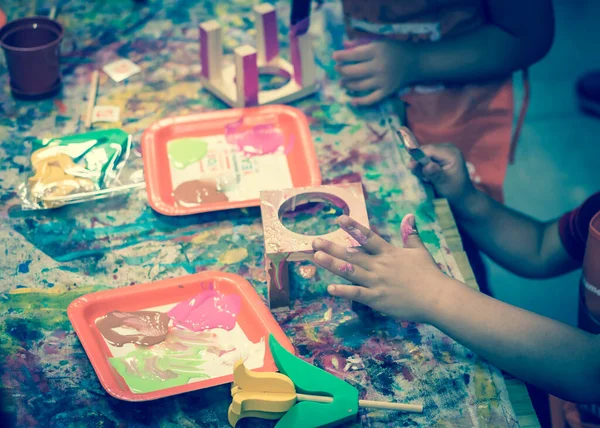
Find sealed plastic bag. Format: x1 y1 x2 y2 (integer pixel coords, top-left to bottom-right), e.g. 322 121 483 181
19 128 132 209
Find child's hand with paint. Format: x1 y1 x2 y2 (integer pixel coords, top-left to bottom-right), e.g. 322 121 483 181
408 143 477 206
332 40 419 106
311 214 447 322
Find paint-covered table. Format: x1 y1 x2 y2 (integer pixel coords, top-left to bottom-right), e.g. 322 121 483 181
0 1 537 427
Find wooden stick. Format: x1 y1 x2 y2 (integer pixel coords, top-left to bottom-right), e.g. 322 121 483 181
49 6 57 20
84 70 99 129
296 393 423 413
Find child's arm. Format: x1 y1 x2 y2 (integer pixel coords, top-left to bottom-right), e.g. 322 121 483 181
411 144 581 278
312 216 600 403
333 0 554 105
415 0 555 84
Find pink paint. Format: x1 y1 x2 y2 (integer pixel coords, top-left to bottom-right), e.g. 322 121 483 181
242 51 259 106
168 290 241 332
342 224 368 246
200 26 210 79
262 9 279 62
225 119 294 157
289 17 309 85
339 263 354 273
400 214 416 246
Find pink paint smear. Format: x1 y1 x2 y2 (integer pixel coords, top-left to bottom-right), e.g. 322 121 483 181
400 214 416 246
225 119 294 157
343 225 368 246
339 263 354 273
168 290 241 332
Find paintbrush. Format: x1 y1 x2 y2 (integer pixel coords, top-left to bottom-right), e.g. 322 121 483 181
387 118 430 166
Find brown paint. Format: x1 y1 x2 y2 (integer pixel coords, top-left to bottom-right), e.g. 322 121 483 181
96 310 170 347
173 180 228 207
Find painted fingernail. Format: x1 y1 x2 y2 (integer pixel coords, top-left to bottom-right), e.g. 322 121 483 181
401 214 417 246
339 263 354 273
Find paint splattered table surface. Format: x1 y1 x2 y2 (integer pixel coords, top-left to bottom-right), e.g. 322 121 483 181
0 1 536 427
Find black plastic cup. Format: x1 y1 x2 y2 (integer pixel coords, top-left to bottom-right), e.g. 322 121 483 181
0 17 64 100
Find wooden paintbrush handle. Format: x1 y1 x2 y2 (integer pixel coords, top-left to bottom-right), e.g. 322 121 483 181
358 399 423 413
296 394 423 413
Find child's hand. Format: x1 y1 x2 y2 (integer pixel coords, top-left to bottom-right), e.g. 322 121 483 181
332 40 418 106
312 214 447 322
408 143 476 203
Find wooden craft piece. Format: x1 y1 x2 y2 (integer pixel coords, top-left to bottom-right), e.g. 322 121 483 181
227 335 423 427
199 3 318 108
260 183 369 309
254 3 279 66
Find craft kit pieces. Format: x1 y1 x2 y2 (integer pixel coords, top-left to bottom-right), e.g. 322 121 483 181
199 3 318 107
260 183 369 309
229 335 423 427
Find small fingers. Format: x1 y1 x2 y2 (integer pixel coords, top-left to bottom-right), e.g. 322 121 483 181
420 161 443 181
313 251 374 285
332 44 374 63
312 238 372 269
327 284 377 306
337 215 389 254
350 89 386 106
335 62 375 80
342 77 379 92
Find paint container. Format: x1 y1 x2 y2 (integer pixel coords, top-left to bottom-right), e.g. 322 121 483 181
0 17 64 99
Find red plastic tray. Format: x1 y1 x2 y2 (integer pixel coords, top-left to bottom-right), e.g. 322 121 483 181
67 272 293 401
141 105 321 216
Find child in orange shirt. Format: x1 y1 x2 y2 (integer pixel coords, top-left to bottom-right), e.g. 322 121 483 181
312 143 600 426
333 0 554 203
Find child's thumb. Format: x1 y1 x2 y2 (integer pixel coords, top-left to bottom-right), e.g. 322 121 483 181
400 214 426 249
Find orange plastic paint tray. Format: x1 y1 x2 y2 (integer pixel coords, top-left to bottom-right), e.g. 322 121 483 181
67 271 293 402
141 105 322 216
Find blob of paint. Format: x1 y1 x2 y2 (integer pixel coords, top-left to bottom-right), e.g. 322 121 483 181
110 342 210 393
96 310 170 347
224 120 294 157
172 180 228 206
168 290 241 332
167 138 209 169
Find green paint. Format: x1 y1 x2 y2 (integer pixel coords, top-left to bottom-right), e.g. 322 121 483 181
348 124 361 135
167 138 209 169
365 172 382 180
0 286 108 354
109 344 209 393
418 230 440 248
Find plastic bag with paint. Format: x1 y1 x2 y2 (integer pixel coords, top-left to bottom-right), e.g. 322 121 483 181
19 128 140 209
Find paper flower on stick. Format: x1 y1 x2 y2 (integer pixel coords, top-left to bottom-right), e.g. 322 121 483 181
228 335 423 427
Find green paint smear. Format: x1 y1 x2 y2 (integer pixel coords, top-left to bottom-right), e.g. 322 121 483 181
418 230 440 248
110 345 210 393
0 285 109 354
167 138 209 169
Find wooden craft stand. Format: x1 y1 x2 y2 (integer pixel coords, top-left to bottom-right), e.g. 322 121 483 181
260 183 369 310
199 4 319 108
